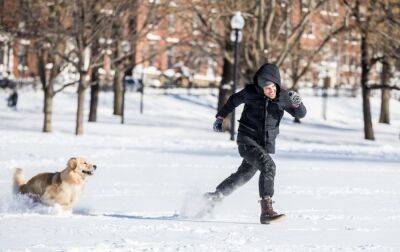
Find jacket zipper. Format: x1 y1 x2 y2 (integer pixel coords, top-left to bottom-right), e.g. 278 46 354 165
264 99 269 147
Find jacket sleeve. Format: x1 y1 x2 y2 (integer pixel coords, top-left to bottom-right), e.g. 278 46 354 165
284 102 307 119
216 88 246 118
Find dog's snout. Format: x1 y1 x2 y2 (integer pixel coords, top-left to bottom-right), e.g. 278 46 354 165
93 165 97 170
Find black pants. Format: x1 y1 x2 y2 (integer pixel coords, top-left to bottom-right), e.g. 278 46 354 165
215 144 276 198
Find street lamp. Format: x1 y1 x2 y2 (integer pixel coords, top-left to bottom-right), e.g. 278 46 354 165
121 40 131 124
320 62 330 120
229 11 245 141
139 52 146 114
45 63 53 86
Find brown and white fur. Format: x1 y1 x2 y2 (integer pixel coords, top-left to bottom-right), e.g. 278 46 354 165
13 157 97 211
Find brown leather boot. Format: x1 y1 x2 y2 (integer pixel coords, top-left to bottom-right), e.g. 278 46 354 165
259 197 285 224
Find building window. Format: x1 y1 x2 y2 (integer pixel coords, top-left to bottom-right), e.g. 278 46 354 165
349 57 358 69
345 30 359 44
210 16 217 33
167 47 175 69
301 0 315 12
0 41 4 66
342 51 350 66
321 45 330 56
321 23 333 36
342 50 358 72
147 10 158 28
192 14 200 30
321 1 339 16
149 44 157 66
168 14 175 32
303 23 315 39
18 43 27 67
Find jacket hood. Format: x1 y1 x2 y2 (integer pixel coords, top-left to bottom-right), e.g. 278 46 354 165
251 63 282 98
253 63 281 88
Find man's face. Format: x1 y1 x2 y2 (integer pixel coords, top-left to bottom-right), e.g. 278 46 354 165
263 83 277 99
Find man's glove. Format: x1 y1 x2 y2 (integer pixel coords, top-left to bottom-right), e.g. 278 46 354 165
288 91 302 107
213 118 224 132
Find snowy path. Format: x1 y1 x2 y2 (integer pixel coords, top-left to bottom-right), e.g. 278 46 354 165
0 89 400 251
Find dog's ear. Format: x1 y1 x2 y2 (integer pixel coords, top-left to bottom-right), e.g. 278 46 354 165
67 157 77 170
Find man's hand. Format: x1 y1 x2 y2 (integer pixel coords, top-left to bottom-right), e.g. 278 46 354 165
288 91 302 108
213 117 224 132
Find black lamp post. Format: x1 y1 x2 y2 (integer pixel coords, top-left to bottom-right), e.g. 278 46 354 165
140 59 145 114
121 40 131 124
229 12 245 141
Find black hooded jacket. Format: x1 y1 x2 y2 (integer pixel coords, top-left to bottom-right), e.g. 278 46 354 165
216 63 306 153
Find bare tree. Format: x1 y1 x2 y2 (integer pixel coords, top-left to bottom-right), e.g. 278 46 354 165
68 1 102 134
342 0 391 140
10 1 77 133
104 1 174 118
64 0 130 135
376 1 400 124
378 56 391 124
88 35 100 122
15 0 120 134
179 1 252 131
343 0 399 140
286 1 352 123
240 0 329 80
288 2 351 92
20 1 137 133
183 0 333 130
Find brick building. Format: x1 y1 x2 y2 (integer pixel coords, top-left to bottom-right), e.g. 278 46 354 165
0 0 37 82
293 1 367 89
0 0 385 89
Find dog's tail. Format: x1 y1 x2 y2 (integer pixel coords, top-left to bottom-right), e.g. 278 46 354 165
13 168 25 194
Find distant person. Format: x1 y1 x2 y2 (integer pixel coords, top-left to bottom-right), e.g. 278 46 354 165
1 74 15 90
7 89 18 108
0 72 4 88
205 63 307 224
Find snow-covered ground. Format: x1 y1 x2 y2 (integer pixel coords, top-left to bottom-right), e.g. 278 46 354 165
0 88 400 251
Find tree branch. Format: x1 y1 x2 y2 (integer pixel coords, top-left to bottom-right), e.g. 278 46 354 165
367 84 400 91
54 81 77 94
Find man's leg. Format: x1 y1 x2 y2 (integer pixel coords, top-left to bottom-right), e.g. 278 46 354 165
258 159 276 198
237 144 276 198
238 144 283 223
206 144 258 201
215 158 258 197
200 145 258 217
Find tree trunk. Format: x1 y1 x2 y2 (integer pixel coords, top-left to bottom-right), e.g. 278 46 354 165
37 50 54 133
360 34 374 140
291 75 301 123
89 27 100 122
76 76 87 135
361 86 374 140
89 69 99 122
43 85 54 133
218 57 233 131
379 58 390 124
113 67 123 116
291 81 300 92
379 88 390 124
